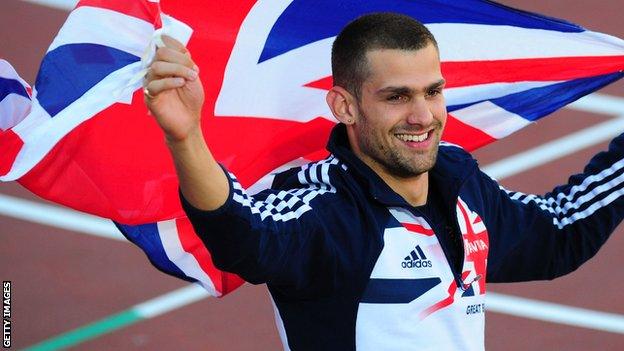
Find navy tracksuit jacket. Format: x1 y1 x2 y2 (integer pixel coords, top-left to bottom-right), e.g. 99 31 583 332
181 124 624 350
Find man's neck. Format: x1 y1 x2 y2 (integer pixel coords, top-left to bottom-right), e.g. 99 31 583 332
346 132 430 207
373 167 429 207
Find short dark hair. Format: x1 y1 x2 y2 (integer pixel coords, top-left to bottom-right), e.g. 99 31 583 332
331 13 438 99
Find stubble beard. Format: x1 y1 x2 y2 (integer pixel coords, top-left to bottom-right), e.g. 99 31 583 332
357 112 441 179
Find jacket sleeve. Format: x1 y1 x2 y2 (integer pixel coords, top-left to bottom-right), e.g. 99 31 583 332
179 166 341 294
484 133 624 282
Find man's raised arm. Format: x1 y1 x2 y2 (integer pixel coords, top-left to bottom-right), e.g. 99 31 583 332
143 36 228 211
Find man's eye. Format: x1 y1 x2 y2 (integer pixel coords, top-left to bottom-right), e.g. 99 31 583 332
387 94 406 102
427 89 442 97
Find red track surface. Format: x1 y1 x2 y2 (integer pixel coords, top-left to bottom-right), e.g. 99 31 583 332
1 0 623 349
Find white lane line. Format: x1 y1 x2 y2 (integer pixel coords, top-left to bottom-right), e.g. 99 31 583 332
487 292 624 334
568 93 624 116
0 193 124 240
21 0 76 11
483 115 624 180
133 284 210 318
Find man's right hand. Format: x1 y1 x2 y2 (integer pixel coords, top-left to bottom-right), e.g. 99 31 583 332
144 35 204 143
143 35 230 211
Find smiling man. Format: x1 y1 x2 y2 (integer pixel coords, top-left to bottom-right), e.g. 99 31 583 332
329 42 447 206
143 13 624 351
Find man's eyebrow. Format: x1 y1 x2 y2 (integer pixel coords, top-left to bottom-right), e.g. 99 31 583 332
427 79 446 90
376 79 446 95
376 86 413 95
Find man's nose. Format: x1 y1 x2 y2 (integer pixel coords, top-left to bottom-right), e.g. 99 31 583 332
406 97 434 126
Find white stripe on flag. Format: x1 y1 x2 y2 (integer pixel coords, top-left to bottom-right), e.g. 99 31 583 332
10 96 51 139
0 60 31 86
451 101 532 139
47 6 155 57
444 80 560 107
156 220 220 297
215 36 334 123
429 23 624 61
0 94 31 131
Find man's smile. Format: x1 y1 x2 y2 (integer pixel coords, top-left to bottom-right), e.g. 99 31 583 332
393 128 437 150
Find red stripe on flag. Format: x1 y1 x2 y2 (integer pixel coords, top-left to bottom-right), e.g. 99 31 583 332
221 117 334 188
175 218 245 296
442 55 624 88
442 114 496 152
304 56 624 91
0 130 24 176
305 76 333 90
76 0 162 27
303 149 330 162
402 222 435 236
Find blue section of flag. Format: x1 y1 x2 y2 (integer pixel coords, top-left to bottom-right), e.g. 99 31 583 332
360 277 441 304
115 222 197 283
447 72 624 121
492 72 624 121
259 0 583 63
0 77 29 101
35 44 139 117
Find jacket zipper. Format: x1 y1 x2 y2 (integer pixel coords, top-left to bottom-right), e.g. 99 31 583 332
413 207 468 291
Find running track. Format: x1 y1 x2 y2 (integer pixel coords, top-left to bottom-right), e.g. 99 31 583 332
1 0 623 350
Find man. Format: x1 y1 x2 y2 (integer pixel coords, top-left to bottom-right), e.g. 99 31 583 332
144 13 623 351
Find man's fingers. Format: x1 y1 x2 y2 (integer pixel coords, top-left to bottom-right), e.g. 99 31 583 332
161 35 187 52
154 46 196 69
143 36 200 100
145 77 186 97
149 61 198 81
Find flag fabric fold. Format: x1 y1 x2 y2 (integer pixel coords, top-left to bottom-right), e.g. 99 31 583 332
0 59 32 175
2 0 624 297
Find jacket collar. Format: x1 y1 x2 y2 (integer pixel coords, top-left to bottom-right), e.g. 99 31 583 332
326 123 477 208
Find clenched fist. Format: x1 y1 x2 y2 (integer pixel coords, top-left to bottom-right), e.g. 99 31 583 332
144 36 204 143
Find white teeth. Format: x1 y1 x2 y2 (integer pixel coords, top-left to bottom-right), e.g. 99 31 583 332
396 132 428 143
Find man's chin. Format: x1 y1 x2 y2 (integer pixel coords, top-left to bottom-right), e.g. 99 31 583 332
385 160 434 179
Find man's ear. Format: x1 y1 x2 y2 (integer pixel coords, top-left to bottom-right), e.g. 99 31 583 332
326 86 357 125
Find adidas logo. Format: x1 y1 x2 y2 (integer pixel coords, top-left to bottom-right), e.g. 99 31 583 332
401 245 432 269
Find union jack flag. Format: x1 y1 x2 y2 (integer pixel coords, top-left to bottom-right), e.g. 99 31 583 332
1 0 623 296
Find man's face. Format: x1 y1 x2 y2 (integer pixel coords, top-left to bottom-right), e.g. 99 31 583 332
351 44 447 179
